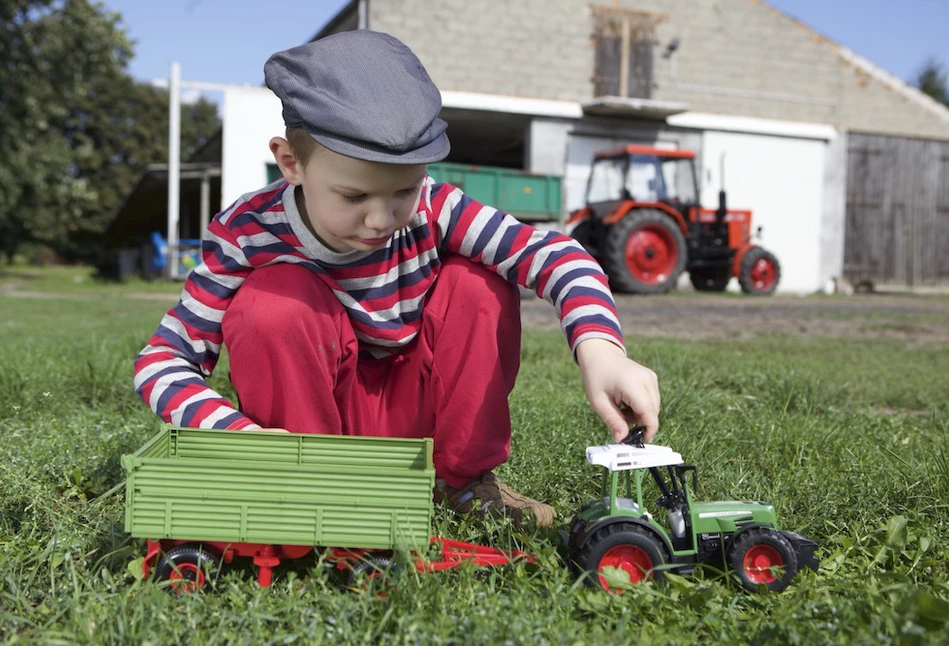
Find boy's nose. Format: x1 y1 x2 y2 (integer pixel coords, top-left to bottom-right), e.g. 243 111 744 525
365 206 396 232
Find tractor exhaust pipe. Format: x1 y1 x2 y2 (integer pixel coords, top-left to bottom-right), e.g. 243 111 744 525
716 152 727 224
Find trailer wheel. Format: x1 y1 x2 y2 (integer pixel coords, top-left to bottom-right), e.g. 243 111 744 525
346 555 397 589
602 210 687 294
577 523 668 593
738 247 781 295
689 267 731 292
728 529 798 593
155 544 220 594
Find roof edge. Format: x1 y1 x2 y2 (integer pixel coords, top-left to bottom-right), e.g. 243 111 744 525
835 47 949 124
762 1 949 124
307 0 358 43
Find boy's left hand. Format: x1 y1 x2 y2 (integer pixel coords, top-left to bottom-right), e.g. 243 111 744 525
575 338 661 444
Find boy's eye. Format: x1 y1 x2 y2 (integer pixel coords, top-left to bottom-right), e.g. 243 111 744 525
342 194 367 203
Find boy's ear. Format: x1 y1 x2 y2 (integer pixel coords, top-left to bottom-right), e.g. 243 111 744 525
269 137 303 185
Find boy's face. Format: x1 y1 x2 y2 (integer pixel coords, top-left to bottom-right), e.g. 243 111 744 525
271 138 427 253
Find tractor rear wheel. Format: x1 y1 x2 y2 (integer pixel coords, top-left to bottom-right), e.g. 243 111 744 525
576 523 668 593
738 246 781 295
602 210 687 294
727 529 798 593
689 267 731 292
568 218 596 257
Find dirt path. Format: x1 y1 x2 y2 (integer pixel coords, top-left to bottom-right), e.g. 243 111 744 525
519 293 949 344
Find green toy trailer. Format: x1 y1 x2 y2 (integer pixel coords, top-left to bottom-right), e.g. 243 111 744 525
123 426 531 592
567 430 818 593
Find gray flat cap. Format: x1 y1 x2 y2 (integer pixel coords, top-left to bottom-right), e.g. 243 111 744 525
264 30 449 164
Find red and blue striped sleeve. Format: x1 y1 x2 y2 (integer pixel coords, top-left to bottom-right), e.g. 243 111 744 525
133 202 266 430
429 181 625 354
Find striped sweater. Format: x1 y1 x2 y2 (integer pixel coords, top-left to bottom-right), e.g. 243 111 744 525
134 178 625 430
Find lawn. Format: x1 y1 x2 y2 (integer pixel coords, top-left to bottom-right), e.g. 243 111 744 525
1 271 948 644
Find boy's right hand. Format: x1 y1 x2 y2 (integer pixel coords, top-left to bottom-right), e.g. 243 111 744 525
257 428 290 433
575 338 661 444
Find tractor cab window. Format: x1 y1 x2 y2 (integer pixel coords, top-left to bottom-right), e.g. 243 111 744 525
658 157 698 204
586 156 627 203
627 155 661 201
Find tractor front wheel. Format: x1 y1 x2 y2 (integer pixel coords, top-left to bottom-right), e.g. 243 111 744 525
602 210 687 294
738 247 781 295
727 529 798 593
577 523 668 593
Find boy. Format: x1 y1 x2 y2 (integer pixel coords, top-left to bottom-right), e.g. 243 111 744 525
133 30 660 528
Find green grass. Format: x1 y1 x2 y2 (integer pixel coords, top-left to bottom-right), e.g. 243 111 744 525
2 278 949 644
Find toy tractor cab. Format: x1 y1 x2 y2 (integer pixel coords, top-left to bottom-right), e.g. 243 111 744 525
568 429 818 593
567 146 781 295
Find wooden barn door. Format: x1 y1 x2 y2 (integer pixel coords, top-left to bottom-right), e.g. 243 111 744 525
845 133 949 287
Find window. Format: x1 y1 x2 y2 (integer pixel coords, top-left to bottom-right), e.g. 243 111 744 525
591 6 665 100
628 155 660 201
587 156 627 203
659 157 698 204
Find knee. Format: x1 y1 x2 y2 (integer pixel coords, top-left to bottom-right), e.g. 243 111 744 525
225 264 343 338
438 256 520 318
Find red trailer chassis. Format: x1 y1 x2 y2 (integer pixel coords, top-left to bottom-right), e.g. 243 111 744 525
142 537 536 592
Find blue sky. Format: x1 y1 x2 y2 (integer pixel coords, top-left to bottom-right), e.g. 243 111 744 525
104 0 949 91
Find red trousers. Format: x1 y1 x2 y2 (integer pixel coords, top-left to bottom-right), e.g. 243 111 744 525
221 256 522 488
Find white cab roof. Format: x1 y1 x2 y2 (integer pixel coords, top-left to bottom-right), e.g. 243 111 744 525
586 443 684 471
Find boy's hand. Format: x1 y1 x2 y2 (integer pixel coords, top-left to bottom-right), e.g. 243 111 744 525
257 428 290 433
575 338 660 444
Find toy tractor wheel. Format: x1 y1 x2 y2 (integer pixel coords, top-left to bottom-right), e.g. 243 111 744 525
602 209 687 294
577 523 668 593
155 544 221 594
738 246 781 295
689 267 731 292
727 529 798 593
346 555 397 589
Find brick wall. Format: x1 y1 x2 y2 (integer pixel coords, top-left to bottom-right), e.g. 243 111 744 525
367 0 949 140
368 0 593 101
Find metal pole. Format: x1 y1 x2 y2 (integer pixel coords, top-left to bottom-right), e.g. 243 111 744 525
200 171 211 236
619 16 630 98
168 61 181 279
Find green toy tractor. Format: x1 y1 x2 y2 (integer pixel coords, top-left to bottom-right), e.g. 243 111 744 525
568 430 818 593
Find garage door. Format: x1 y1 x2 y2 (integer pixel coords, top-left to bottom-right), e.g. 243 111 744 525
700 131 826 293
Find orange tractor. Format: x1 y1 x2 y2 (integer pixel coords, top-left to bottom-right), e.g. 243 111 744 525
566 145 780 295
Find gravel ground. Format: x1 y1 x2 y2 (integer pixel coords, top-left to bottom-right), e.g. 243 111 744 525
519 291 949 344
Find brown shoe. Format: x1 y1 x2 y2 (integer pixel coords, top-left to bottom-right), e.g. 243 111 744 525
433 472 557 528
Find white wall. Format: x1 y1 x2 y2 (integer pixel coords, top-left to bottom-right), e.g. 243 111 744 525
222 87 285 208
699 130 827 294
819 133 848 292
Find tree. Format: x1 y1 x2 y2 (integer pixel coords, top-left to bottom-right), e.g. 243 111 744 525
913 57 949 107
61 73 220 261
0 0 219 262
